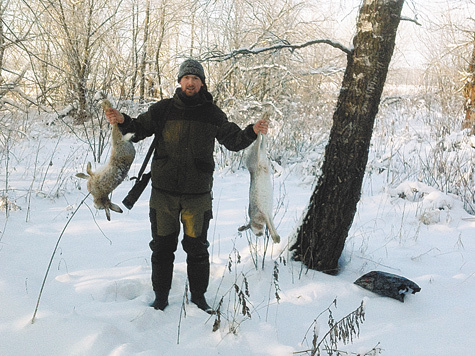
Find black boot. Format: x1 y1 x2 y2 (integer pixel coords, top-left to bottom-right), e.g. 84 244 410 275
187 256 215 314
182 232 214 314
149 231 179 311
150 261 173 311
191 293 215 314
151 291 169 311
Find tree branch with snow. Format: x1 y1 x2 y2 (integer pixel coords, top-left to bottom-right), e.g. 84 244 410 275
200 38 353 62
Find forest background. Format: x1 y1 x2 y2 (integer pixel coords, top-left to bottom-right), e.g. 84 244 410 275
1 1 475 355
2 0 475 206
0 0 472 146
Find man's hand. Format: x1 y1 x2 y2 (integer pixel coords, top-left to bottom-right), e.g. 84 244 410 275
253 119 269 135
105 108 125 125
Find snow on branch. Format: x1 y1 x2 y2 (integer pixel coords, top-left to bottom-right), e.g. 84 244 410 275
201 39 352 62
400 16 422 26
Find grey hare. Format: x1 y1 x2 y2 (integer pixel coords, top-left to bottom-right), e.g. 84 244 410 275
76 100 135 220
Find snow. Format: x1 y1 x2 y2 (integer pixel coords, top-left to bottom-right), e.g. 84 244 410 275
1 115 475 356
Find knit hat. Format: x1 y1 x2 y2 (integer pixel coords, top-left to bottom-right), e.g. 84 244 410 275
177 59 206 83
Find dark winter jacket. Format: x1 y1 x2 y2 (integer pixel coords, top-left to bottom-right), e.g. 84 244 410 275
118 88 257 195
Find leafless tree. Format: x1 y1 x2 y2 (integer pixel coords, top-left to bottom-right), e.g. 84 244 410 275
462 35 475 132
139 0 150 102
412 0 475 133
291 0 405 274
19 0 123 123
0 0 38 111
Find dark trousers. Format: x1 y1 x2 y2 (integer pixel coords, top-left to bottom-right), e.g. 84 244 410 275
149 190 212 298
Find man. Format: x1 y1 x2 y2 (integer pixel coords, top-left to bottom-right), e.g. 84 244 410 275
106 59 268 313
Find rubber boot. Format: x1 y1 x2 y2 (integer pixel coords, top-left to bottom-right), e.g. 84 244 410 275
151 291 169 311
188 261 215 314
149 232 179 311
150 262 172 310
183 235 215 314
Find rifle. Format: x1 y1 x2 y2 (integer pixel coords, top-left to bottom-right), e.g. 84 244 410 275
122 136 157 210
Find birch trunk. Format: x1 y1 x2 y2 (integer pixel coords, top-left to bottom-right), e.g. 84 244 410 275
291 0 405 274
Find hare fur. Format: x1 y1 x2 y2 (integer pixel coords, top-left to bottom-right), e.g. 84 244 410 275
239 133 280 243
76 123 135 220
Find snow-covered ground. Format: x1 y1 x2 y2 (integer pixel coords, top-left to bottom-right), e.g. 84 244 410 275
1 114 474 355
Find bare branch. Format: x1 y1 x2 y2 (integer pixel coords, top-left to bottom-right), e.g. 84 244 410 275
400 16 422 26
200 38 353 62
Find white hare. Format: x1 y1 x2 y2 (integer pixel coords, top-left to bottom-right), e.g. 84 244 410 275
76 100 135 220
239 120 280 243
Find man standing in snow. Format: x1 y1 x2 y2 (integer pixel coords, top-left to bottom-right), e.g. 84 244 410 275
105 59 268 313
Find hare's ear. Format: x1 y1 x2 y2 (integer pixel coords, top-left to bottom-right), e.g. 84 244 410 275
76 173 89 179
105 203 123 221
110 203 123 214
104 207 111 221
86 162 94 176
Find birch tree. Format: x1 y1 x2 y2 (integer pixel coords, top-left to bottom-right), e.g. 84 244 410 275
291 0 405 274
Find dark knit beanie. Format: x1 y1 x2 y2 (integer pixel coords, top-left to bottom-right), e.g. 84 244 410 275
177 59 206 83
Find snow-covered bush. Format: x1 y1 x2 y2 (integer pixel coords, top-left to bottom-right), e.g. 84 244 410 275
369 92 475 214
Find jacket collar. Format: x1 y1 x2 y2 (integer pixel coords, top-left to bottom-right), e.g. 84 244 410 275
174 88 213 108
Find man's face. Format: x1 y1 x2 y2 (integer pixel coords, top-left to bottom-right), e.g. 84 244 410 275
179 74 203 96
